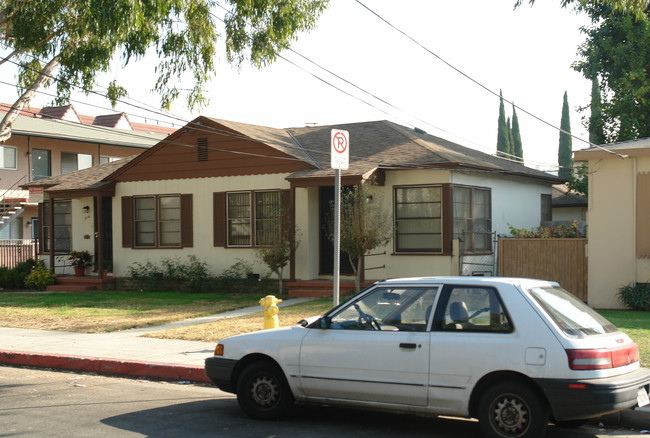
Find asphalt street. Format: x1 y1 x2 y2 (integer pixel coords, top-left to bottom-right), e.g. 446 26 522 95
2 366 647 438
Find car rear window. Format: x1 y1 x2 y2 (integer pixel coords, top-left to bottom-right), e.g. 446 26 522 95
527 286 618 338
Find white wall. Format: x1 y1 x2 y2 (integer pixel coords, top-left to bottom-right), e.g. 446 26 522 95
112 175 291 278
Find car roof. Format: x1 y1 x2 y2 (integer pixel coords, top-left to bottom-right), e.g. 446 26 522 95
375 276 560 288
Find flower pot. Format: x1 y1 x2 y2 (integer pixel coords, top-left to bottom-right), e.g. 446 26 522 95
74 266 85 277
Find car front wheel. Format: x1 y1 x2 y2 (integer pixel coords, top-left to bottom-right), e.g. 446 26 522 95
478 381 549 438
236 361 293 420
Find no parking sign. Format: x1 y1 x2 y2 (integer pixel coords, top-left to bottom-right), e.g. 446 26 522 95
331 129 349 170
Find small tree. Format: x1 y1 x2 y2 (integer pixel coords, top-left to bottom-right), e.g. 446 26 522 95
255 209 297 296
511 104 524 162
558 91 574 180
496 90 511 158
329 181 392 293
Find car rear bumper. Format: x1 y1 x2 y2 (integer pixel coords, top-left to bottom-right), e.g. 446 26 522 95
204 357 238 393
535 367 650 421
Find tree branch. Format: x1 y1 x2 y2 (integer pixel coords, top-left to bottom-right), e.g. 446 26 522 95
0 55 60 143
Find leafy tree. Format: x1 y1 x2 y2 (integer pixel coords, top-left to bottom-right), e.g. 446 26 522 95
569 163 589 197
329 182 391 293
255 204 298 296
507 116 514 157
0 0 328 141
588 76 606 145
573 4 650 142
511 104 524 162
496 90 511 158
514 0 648 18
558 91 573 180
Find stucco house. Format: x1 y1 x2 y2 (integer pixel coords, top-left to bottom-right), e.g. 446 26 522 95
23 116 562 289
574 137 650 309
0 103 174 245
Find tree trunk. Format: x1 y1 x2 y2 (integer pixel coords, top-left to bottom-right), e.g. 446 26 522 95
0 55 60 143
277 266 284 296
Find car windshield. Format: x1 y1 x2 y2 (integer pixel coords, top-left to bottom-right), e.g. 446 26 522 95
527 286 618 338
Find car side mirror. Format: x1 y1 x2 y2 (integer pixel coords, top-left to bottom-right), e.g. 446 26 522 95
320 316 331 329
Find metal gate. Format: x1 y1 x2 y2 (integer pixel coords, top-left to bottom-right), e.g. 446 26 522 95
459 231 497 276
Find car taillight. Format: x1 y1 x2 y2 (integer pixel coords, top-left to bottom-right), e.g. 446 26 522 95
567 344 639 370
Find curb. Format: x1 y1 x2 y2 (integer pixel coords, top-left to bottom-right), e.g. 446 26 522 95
0 350 212 384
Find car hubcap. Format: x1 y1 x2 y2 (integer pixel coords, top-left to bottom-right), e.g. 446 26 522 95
492 395 529 435
250 375 279 408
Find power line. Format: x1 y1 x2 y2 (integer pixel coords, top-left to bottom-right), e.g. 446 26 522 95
354 0 626 160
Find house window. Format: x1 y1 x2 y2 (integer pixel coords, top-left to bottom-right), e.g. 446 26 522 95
61 152 93 174
453 186 491 253
100 156 120 164
225 190 283 247
134 195 182 248
0 146 17 170
255 191 281 246
227 192 252 246
394 186 442 253
541 194 552 223
42 200 72 253
32 149 51 180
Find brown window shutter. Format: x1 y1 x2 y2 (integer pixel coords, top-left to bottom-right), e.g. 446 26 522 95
637 172 650 258
121 196 133 248
37 203 43 254
181 194 193 248
213 192 226 247
280 189 291 235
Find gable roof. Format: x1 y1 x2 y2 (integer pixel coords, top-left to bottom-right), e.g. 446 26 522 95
25 117 563 193
286 120 562 183
21 155 137 194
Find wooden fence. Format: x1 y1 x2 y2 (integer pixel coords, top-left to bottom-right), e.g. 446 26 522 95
498 238 588 301
0 239 37 268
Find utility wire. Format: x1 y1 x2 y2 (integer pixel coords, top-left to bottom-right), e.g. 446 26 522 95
354 0 626 160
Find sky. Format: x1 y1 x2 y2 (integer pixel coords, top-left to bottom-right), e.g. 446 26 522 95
0 0 594 172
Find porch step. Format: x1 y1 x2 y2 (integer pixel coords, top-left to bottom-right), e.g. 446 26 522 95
46 275 116 292
287 280 373 298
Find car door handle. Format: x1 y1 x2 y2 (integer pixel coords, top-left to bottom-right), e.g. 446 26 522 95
399 343 417 349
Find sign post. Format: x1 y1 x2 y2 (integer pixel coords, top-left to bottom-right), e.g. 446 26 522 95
331 129 349 307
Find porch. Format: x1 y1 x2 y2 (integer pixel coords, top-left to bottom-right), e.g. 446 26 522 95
286 279 374 298
46 274 116 292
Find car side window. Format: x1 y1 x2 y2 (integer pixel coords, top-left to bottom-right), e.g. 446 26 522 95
433 286 513 333
329 287 438 332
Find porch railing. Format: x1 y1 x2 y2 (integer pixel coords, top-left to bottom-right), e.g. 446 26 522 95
0 239 38 268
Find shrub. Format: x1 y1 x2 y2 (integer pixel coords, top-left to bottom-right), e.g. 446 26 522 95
24 264 56 291
618 282 650 311
126 256 210 291
0 258 40 289
508 221 585 238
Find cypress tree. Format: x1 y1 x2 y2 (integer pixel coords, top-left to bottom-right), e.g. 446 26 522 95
512 104 523 162
589 76 606 145
497 90 510 158
507 116 514 158
558 91 573 180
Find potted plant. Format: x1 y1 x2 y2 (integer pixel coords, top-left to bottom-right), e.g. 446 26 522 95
68 250 91 277
94 260 112 277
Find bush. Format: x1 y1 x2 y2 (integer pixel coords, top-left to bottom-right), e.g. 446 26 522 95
24 264 56 291
0 258 40 289
618 283 650 311
127 255 210 291
508 221 585 238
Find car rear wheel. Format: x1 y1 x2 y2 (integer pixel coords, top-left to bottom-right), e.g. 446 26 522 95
236 361 293 420
478 381 549 438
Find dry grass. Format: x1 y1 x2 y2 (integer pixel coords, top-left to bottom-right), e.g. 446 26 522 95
0 291 262 333
144 297 334 342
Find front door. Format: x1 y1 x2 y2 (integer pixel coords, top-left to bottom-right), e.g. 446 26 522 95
319 186 354 275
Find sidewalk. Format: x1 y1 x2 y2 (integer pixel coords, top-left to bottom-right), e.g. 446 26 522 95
0 298 313 384
0 296 648 431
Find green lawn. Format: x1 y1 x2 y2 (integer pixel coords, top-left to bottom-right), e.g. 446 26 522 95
599 310 650 367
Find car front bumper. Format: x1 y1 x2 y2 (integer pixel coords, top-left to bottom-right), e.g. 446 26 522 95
204 357 238 393
536 367 650 421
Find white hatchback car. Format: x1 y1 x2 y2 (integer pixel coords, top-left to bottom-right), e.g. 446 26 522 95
205 277 650 438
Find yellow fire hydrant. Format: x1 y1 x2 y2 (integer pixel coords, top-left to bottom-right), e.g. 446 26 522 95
259 295 282 329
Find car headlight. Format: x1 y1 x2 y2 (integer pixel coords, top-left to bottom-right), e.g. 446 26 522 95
214 343 224 356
